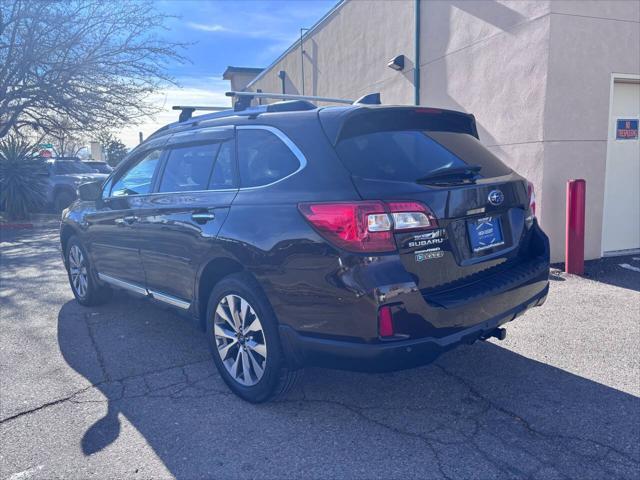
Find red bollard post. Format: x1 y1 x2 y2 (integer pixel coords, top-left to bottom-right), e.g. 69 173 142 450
565 179 586 274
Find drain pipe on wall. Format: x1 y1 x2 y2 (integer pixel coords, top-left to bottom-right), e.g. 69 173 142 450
300 28 309 95
414 0 421 106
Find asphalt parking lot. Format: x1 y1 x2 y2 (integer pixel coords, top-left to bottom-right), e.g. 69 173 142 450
1 227 639 480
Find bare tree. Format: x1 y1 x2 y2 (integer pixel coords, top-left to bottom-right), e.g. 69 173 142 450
0 0 186 139
48 120 87 157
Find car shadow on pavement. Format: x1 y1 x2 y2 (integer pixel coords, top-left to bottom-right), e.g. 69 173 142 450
57 297 640 479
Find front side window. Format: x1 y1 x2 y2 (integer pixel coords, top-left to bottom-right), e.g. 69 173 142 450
208 140 237 189
111 150 161 196
237 129 300 188
159 143 220 193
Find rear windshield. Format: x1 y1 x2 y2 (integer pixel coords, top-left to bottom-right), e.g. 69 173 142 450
335 113 511 182
53 162 96 175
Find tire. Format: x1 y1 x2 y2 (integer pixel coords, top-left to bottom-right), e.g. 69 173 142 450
205 272 302 403
65 236 112 306
54 190 75 212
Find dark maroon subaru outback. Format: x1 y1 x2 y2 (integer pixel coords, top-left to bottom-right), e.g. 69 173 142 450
60 98 550 402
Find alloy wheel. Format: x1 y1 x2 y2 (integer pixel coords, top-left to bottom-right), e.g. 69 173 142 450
213 294 267 386
68 245 88 298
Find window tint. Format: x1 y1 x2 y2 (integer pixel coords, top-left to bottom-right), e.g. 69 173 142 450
208 140 237 189
111 150 161 196
159 143 220 193
335 130 511 182
237 129 300 188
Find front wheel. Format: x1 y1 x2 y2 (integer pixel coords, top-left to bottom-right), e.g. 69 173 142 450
206 273 302 403
65 236 112 306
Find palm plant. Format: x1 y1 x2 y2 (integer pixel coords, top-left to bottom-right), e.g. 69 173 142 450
0 137 48 220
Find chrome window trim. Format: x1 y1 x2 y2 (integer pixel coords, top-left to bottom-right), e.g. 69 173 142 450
148 289 191 310
169 125 234 139
98 273 148 296
102 125 307 199
236 125 308 190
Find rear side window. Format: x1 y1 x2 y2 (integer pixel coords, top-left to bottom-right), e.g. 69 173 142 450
159 143 220 193
237 129 300 188
335 113 511 182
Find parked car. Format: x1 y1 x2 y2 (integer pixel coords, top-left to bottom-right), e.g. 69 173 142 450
59 100 550 402
83 160 113 174
44 158 108 212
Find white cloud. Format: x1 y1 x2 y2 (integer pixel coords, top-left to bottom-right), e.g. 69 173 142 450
118 83 231 148
187 22 230 33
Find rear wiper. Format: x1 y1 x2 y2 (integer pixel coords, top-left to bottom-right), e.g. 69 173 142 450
416 165 482 184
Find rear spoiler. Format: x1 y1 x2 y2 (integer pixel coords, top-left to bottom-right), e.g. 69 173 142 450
319 106 479 145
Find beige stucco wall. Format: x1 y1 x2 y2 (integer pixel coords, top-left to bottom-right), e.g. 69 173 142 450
542 2 640 260
247 0 640 261
227 71 262 92
248 0 415 104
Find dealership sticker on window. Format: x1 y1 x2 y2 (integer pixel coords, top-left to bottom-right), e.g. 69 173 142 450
616 119 639 140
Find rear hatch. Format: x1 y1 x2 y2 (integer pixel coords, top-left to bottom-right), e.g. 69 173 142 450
323 107 537 297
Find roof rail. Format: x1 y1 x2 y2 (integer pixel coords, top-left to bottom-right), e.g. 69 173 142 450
226 90 382 111
170 90 382 123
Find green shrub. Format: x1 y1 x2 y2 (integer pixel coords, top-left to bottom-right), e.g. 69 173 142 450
0 137 48 220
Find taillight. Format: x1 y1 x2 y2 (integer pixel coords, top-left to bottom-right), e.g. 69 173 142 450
527 181 536 217
297 201 395 252
378 306 394 337
298 200 438 253
386 201 438 232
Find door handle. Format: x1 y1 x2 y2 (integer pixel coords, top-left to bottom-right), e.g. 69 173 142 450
191 212 215 224
115 215 138 225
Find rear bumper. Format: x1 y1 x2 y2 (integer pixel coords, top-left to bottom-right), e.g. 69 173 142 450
280 283 548 372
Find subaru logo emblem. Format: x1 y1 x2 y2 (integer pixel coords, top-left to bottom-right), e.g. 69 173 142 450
488 190 504 206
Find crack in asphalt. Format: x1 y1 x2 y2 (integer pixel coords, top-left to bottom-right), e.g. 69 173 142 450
84 312 111 383
432 363 640 478
0 359 218 425
0 386 95 425
271 363 640 480
292 394 456 480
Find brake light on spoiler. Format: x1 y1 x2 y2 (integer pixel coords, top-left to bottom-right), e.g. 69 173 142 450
298 201 438 253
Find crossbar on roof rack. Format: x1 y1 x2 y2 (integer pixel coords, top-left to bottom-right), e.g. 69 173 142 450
172 105 229 122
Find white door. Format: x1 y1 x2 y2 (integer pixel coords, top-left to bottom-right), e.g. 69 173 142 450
602 80 640 254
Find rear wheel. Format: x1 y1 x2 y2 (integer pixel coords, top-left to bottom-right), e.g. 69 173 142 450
206 273 302 402
65 236 112 306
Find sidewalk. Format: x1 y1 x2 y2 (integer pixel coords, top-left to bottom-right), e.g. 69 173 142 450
0 212 60 229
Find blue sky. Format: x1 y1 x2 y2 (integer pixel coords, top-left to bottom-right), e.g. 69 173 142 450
120 0 336 146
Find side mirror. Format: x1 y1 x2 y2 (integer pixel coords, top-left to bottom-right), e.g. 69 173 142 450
77 181 102 201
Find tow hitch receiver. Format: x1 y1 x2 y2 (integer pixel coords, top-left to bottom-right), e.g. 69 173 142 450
481 327 507 341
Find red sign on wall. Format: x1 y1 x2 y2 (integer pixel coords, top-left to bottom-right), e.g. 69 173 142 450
616 119 639 140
